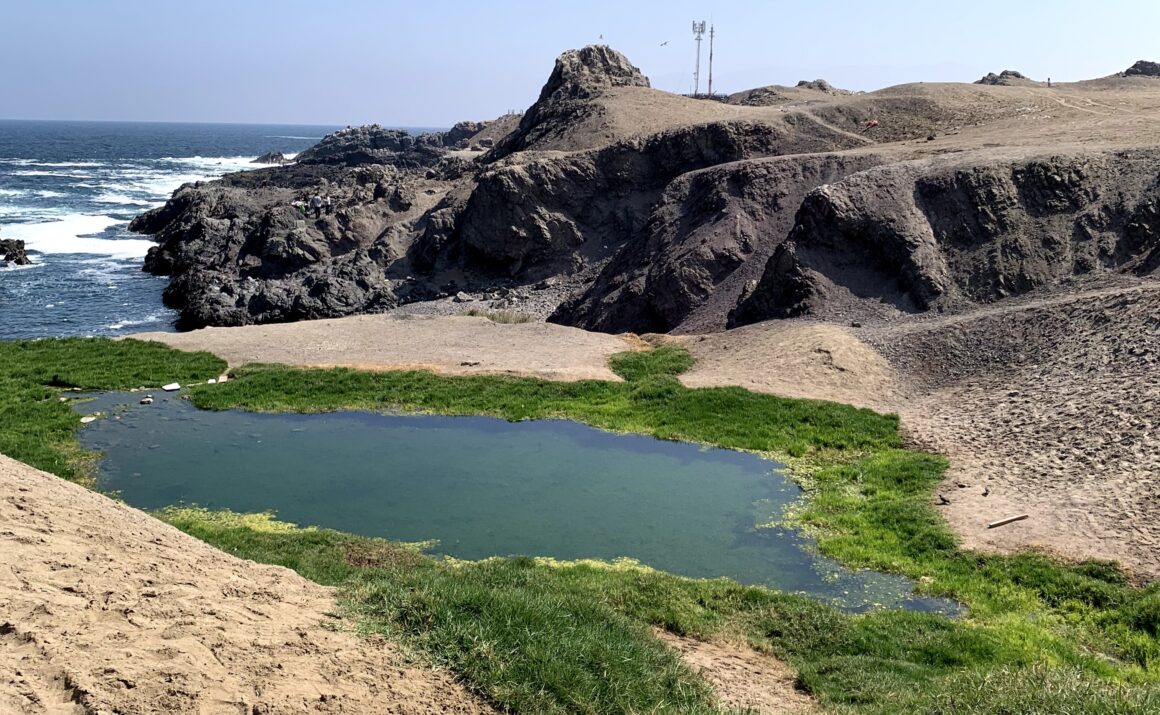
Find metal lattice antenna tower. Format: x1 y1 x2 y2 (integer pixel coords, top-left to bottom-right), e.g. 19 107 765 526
692 20 706 96
707 24 715 96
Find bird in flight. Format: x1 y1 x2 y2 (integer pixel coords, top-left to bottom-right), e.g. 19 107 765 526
660 40 669 46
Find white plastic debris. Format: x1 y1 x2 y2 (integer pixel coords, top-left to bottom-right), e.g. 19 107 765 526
162 383 181 392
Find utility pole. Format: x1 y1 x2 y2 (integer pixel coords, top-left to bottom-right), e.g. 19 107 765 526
707 24 715 97
692 21 706 96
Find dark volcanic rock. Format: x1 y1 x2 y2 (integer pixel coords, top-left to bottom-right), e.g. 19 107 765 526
443 121 488 146
553 153 884 333
1124 60 1160 77
420 116 867 283
134 44 1160 337
133 161 421 329
976 70 1031 85
0 238 31 266
488 45 649 160
732 149 1160 326
795 79 848 94
253 152 289 164
296 125 444 167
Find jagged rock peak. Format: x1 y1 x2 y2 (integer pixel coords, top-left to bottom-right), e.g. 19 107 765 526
295 124 443 167
537 45 650 103
796 79 843 93
975 70 1030 85
1124 60 1160 77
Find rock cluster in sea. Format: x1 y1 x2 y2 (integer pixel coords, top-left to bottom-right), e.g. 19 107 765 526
0 238 32 266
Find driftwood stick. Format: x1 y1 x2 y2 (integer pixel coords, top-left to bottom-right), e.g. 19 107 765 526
987 514 1030 529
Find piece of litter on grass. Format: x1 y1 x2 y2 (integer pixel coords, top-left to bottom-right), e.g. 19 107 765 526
161 383 181 392
207 378 217 384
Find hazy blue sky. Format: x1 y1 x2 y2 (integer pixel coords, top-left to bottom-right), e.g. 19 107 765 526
2 0 1156 126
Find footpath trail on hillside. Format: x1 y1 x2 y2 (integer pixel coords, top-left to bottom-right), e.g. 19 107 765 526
0 453 494 715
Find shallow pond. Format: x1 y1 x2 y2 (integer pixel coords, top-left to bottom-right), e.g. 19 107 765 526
78 393 955 613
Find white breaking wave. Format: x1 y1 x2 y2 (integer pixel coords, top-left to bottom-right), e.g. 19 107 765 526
159 155 262 172
106 313 164 330
2 215 153 259
0 259 44 271
36 190 67 198
30 161 107 168
94 192 150 205
265 135 321 140
10 169 95 178
0 188 26 196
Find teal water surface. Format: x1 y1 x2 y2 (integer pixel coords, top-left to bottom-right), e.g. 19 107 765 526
78 393 955 613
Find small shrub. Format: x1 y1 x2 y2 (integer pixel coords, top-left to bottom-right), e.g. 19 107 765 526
458 308 534 324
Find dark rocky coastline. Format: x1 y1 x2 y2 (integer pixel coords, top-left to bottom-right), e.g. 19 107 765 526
131 51 1160 332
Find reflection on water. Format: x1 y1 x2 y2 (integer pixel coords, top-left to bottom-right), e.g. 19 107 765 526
77 392 957 613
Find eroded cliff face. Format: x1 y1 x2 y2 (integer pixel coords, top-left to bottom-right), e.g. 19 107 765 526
131 48 1160 333
421 117 867 279
132 45 868 329
552 153 886 333
731 149 1160 326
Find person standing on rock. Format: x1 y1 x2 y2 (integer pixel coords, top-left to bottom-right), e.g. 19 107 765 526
310 194 323 219
324 196 333 215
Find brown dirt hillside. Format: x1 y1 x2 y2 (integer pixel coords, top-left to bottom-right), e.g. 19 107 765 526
682 276 1160 579
0 453 493 715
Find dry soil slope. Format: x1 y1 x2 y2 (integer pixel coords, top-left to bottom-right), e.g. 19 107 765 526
0 453 493 715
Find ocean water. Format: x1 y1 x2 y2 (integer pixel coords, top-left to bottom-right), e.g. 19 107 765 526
0 120 341 339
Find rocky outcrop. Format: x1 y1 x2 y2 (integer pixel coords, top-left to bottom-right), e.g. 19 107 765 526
0 238 31 266
131 160 441 329
253 152 289 164
732 149 1160 326
417 115 868 284
131 45 1160 335
552 153 884 333
976 70 1031 85
487 45 649 159
795 79 849 94
442 121 488 147
296 125 444 167
1124 60 1160 78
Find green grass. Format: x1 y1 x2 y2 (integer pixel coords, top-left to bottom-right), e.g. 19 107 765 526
4 337 1160 713
0 338 224 482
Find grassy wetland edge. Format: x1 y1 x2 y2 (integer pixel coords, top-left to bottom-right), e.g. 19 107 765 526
2 337 1159 713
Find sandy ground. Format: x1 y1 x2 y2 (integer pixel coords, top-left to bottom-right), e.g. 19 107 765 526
676 323 903 412
133 314 636 382
866 280 1160 579
656 631 816 714
0 454 493 715
681 279 1160 579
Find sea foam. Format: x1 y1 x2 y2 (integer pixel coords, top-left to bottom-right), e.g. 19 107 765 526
3 215 154 259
